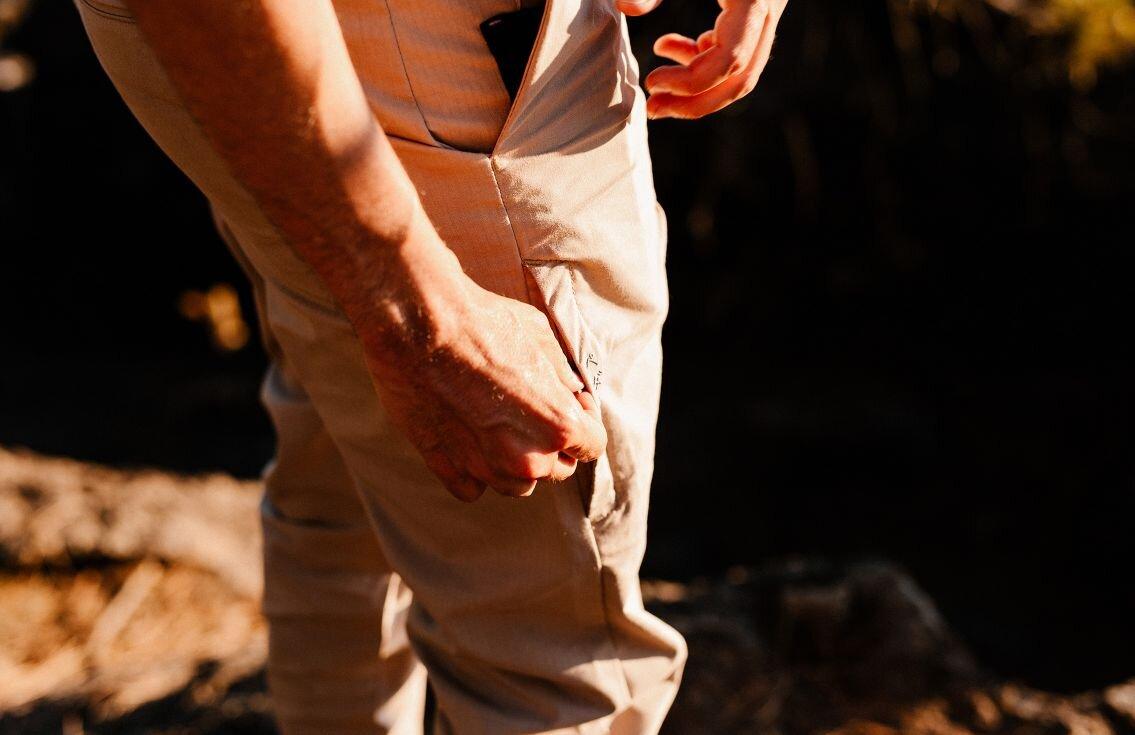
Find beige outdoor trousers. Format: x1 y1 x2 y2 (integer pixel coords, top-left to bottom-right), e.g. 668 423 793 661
75 0 686 732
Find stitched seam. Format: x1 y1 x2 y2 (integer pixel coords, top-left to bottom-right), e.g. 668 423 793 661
591 536 635 710
268 276 346 320
76 0 136 23
486 161 534 306
378 0 453 151
518 257 608 400
561 278 634 710
564 263 610 393
486 166 633 714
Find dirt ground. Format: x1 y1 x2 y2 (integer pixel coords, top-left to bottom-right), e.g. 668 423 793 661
1 445 1133 735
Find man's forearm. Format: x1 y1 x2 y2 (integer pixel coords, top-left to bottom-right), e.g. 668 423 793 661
125 0 462 345
117 0 608 500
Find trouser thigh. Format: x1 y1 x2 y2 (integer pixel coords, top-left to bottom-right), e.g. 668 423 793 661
256 353 427 735
257 270 684 735
218 211 428 735
74 6 429 732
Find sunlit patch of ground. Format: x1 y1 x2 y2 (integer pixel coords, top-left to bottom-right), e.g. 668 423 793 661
1 446 1132 735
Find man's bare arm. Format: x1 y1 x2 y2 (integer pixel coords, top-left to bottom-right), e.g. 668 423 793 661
124 0 441 340
124 0 605 500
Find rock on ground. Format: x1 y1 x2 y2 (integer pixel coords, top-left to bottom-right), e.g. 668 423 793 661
0 445 1132 735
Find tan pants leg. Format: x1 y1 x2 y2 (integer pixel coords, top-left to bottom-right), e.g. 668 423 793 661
256 265 684 735
258 356 428 735
214 212 430 734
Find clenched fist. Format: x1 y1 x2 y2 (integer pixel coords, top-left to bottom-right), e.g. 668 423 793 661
355 213 606 503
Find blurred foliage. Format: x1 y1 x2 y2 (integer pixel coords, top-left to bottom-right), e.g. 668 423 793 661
917 0 1135 85
0 0 35 91
178 284 251 353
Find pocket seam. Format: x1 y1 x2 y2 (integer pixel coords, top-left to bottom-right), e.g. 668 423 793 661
76 0 136 22
378 0 456 152
519 259 614 523
565 265 610 396
521 259 608 399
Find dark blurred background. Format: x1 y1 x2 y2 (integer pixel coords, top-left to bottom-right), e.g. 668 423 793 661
2 0 1132 696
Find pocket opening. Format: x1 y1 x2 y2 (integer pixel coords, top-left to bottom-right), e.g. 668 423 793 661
521 259 617 522
489 0 554 155
521 260 607 404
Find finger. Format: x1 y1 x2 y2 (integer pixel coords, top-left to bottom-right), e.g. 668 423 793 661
645 45 745 97
653 33 700 65
645 68 748 120
528 310 585 394
645 4 766 96
697 30 717 53
558 359 585 394
425 450 486 503
519 277 587 395
489 477 539 498
479 445 555 497
559 390 607 463
615 0 663 16
648 13 774 119
544 338 585 393
448 476 487 502
548 452 579 483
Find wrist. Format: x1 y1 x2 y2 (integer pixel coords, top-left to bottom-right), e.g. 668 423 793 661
345 205 474 363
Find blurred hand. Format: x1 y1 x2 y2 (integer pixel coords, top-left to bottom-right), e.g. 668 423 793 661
617 0 788 120
360 225 607 503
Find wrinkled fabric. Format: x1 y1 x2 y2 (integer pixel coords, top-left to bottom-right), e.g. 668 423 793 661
74 0 686 732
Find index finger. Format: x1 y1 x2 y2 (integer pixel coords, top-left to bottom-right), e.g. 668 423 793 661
559 390 607 463
616 0 663 15
645 3 765 96
647 10 775 119
645 44 743 97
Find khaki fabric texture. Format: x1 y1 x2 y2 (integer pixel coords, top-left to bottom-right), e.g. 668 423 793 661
74 0 686 733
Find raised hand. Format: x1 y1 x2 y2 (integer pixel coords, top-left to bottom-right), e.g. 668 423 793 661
617 0 788 120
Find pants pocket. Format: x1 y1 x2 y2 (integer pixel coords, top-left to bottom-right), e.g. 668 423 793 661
577 452 618 525
521 260 606 399
521 260 616 522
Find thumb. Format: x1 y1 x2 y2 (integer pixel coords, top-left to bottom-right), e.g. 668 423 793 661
615 0 663 16
560 389 607 463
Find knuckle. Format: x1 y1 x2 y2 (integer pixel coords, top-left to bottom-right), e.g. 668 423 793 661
547 412 578 448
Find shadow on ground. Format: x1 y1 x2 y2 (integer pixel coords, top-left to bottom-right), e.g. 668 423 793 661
2 447 1133 735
